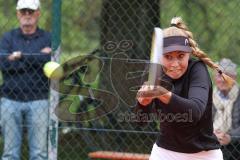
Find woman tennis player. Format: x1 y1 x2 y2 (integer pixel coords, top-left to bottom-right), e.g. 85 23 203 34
136 17 225 160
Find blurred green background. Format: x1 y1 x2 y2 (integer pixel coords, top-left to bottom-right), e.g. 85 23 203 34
1 0 240 159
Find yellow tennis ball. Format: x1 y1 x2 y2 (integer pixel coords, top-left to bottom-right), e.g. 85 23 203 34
43 61 64 80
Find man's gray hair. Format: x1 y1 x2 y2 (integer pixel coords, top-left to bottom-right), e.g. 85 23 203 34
218 58 237 76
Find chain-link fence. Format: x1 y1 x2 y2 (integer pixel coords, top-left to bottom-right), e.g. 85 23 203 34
0 0 240 160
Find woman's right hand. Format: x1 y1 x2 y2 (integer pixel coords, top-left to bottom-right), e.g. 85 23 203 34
136 84 154 106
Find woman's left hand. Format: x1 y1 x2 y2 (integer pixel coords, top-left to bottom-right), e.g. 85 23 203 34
136 83 155 106
137 84 169 98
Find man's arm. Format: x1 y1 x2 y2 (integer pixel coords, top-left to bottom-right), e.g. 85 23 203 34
21 33 51 66
22 50 51 66
0 32 26 71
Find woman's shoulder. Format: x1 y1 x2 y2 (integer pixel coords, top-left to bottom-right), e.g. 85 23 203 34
188 58 208 73
189 58 205 66
187 58 211 84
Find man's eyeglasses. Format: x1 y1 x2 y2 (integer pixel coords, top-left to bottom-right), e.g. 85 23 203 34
19 9 35 15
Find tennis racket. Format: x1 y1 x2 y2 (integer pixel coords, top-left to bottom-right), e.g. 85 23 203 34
137 27 166 99
148 27 163 86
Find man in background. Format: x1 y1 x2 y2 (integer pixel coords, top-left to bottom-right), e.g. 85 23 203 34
213 58 240 160
0 0 51 159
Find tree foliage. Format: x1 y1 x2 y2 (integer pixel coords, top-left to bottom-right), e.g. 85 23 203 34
1 0 240 64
